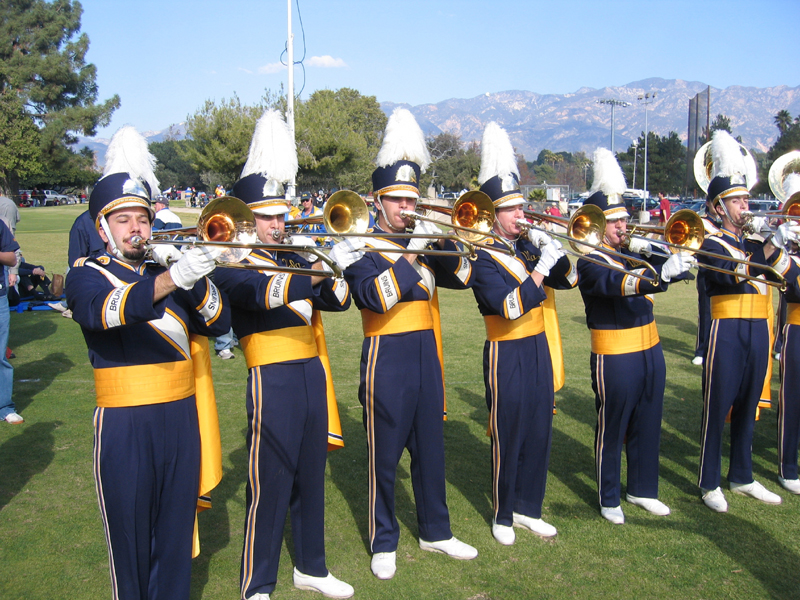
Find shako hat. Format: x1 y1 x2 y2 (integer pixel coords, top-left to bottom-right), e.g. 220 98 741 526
478 122 524 208
232 110 297 216
584 148 630 220
706 130 756 206
372 108 430 199
89 126 159 227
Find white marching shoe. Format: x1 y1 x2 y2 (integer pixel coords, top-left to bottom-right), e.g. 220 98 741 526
419 536 478 560
730 480 782 505
370 552 396 580
701 487 728 512
600 505 625 524
491 520 515 545
778 477 800 495
625 494 671 516
512 512 557 537
691 356 703 366
292 568 353 599
246 594 270 600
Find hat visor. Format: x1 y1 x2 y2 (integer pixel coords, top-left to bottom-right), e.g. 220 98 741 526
496 198 526 209
380 189 420 200
99 197 155 222
252 205 290 216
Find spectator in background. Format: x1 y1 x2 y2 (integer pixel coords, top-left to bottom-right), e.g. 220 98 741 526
659 192 671 225
9 258 56 304
68 211 106 267
0 195 20 235
0 219 22 424
153 197 183 232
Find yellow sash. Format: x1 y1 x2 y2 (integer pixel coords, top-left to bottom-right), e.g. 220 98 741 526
590 322 660 355
484 308 545 341
543 287 565 394
94 361 195 407
240 326 318 369
312 311 345 450
788 302 800 326
710 294 771 320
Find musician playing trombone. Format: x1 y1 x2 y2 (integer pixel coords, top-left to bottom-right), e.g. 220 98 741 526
470 123 576 545
213 112 354 600
577 149 694 525
66 127 230 600
335 109 477 580
696 131 790 513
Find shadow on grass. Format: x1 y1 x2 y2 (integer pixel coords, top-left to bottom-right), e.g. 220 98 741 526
8 314 59 350
14 352 74 413
190 429 248 600
0 421 58 511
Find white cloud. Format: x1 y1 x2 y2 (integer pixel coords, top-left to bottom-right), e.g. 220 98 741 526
237 67 253 75
258 62 286 75
306 55 347 69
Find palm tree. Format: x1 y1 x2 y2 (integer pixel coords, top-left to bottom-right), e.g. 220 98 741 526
775 110 792 135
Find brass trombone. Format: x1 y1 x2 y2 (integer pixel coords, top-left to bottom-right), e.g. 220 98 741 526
310 190 476 258
625 209 787 290
133 196 343 277
521 205 661 285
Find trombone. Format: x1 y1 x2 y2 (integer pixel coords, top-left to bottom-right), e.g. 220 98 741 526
625 209 787 290
312 190 476 258
133 196 343 278
521 205 661 285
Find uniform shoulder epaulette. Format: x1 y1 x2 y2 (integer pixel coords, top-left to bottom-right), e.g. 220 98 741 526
72 257 89 268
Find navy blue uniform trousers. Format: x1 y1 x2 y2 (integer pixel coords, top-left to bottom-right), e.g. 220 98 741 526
590 345 666 507
695 269 712 359
240 359 328 599
359 330 452 553
93 396 200 600
778 322 800 479
484 333 553 525
699 319 769 489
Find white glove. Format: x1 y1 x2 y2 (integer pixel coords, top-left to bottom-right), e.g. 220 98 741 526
627 237 652 257
534 239 565 277
288 235 319 262
660 251 696 283
151 244 183 267
407 219 441 251
526 227 552 249
329 237 366 270
771 223 800 249
749 216 768 234
169 246 221 290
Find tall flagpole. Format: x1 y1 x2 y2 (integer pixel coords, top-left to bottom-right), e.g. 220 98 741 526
286 0 296 197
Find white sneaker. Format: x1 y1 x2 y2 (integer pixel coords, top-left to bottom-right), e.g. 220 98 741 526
600 505 625 524
47 302 67 313
625 494 671 516
774 352 781 361
419 536 478 560
691 356 703 366
217 348 235 360
512 512 557 537
778 477 800 495
293 568 354 599
701 487 728 512
370 552 396 580
61 309 72 319
730 481 782 505
246 594 270 600
491 520 515 545
4 412 23 424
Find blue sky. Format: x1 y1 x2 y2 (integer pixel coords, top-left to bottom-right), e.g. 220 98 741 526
79 0 799 139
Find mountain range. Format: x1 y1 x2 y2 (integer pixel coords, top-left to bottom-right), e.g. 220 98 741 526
79 77 800 165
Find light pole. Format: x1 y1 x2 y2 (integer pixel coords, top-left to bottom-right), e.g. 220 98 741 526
632 139 638 191
583 163 590 189
597 98 631 153
637 92 656 210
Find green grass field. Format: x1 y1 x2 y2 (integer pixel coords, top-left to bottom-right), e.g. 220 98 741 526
2 205 798 600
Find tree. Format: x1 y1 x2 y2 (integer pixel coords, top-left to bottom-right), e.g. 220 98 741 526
775 110 793 136
700 113 739 144
181 94 268 189
0 0 119 195
294 88 386 193
150 140 203 192
751 110 800 197
617 131 687 195
426 132 480 192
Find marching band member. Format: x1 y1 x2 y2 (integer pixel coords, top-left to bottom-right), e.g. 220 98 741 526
214 111 353 600
66 127 230 600
696 131 787 512
692 196 721 366
338 108 477 580
768 161 800 495
577 149 694 524
470 123 576 545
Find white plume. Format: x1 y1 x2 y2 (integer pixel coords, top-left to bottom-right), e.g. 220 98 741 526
711 130 746 180
376 108 431 172
241 110 298 182
102 125 160 196
478 122 520 185
589 148 627 196
784 173 800 199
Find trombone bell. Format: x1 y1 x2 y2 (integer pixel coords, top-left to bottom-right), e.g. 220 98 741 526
197 196 257 263
323 190 370 235
567 204 606 254
451 191 495 243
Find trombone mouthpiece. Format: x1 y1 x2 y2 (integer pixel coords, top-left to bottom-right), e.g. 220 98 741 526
130 235 145 248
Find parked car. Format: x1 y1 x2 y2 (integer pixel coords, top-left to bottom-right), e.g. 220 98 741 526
42 189 68 206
